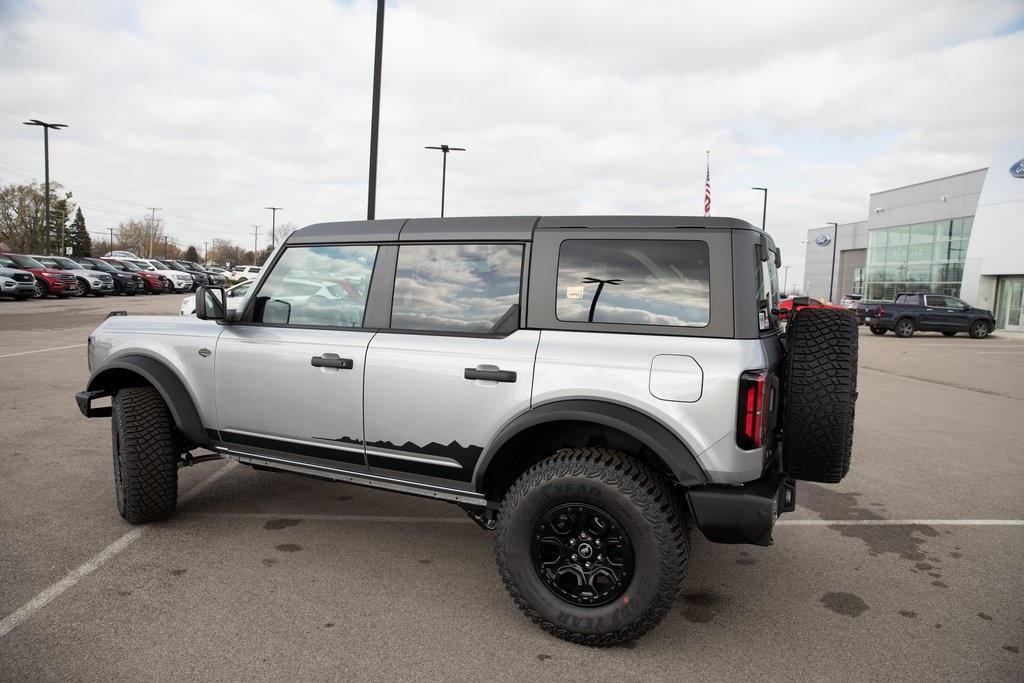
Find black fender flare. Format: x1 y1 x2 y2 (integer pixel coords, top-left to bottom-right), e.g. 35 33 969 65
473 399 708 490
87 354 207 445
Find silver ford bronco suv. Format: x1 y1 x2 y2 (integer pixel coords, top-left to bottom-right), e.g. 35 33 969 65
76 216 858 645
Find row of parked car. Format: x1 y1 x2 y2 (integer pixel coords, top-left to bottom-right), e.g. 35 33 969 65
0 251 261 300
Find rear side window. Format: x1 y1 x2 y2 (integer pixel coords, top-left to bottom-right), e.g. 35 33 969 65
252 245 376 328
556 239 710 327
391 244 523 333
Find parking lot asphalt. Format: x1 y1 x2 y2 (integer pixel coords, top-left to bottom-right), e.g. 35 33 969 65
1 295 1022 681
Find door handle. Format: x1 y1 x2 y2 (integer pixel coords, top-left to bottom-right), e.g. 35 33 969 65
311 354 353 369
464 367 517 383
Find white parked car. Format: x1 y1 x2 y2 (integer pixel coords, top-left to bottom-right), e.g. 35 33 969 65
839 294 863 309
231 266 262 281
127 259 194 292
180 279 253 315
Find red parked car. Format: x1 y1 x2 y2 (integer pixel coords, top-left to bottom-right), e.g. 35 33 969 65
0 253 79 298
777 296 847 321
101 258 169 294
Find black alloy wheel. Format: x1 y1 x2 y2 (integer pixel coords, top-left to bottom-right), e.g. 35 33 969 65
33 280 47 298
531 503 635 607
74 279 89 297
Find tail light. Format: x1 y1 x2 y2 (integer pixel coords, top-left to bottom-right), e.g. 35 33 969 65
737 370 769 450
876 305 887 317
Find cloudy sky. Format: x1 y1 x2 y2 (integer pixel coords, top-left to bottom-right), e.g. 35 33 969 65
2 0 1022 286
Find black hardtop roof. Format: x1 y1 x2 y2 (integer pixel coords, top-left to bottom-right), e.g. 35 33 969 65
288 215 760 244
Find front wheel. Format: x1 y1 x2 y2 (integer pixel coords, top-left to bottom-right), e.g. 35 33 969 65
33 280 47 298
969 320 991 339
74 279 89 297
870 327 886 335
111 387 180 523
495 448 688 646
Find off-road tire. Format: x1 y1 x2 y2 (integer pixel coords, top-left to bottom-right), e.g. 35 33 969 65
111 387 179 524
495 448 688 647
969 320 990 339
870 327 886 335
894 317 915 338
782 308 858 483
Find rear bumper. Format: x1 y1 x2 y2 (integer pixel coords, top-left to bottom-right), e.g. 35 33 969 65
685 469 796 546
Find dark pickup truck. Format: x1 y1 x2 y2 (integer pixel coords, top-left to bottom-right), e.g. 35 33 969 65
863 292 996 338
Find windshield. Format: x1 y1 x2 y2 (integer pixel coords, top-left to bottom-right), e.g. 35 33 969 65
10 254 46 269
158 260 183 271
149 260 172 269
113 260 138 271
129 260 156 271
82 259 116 272
52 257 83 270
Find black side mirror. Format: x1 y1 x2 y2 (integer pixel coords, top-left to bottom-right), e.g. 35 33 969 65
774 247 782 268
195 285 227 321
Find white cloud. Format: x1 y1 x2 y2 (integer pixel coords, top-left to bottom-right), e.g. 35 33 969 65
1 0 1021 289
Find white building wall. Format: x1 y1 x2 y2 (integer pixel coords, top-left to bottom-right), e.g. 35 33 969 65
960 143 1024 308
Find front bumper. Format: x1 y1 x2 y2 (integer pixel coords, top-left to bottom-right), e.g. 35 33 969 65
685 469 796 546
2 282 36 296
75 389 112 418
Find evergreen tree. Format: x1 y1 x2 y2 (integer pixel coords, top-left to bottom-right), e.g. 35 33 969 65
70 208 92 256
183 245 200 263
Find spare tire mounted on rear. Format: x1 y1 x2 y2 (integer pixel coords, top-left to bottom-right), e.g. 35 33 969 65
781 308 859 483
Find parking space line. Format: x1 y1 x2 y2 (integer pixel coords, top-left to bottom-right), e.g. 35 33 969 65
180 511 1024 526
0 463 236 640
0 343 86 359
778 519 1024 526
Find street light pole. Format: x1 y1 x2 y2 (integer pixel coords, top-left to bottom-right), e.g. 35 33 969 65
366 0 385 220
251 225 260 261
23 119 68 254
424 144 466 217
751 187 767 229
780 265 791 294
827 222 839 303
265 207 283 247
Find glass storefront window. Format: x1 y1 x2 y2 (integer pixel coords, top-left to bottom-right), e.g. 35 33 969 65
934 219 954 241
885 244 908 264
867 230 887 249
888 225 910 246
909 223 934 244
905 265 931 282
907 242 932 262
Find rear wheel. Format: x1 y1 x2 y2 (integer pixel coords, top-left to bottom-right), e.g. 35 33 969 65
870 327 886 335
969 320 991 339
894 318 915 338
111 387 179 524
495 448 688 646
782 308 859 483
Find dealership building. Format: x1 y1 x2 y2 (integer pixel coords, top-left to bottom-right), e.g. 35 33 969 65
802 143 1024 332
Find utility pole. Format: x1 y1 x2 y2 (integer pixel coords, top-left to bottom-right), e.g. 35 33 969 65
204 241 209 264
752 187 768 229
23 119 68 254
164 236 170 259
146 207 161 258
251 225 260 262
424 145 466 217
827 222 839 303
109 227 115 254
366 0 385 220
265 207 283 247
780 265 791 294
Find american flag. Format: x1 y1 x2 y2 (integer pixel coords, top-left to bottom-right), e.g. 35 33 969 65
704 151 711 217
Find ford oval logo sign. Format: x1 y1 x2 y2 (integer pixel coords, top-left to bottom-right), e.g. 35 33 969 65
815 234 832 246
1010 158 1024 178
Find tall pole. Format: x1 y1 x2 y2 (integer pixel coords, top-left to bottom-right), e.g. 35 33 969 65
164 236 169 259
251 225 259 261
425 145 466 217
366 0 385 220
204 241 209 263
23 120 68 254
827 222 839 303
780 265 790 294
265 207 282 246
147 207 161 258
109 227 115 254
752 187 767 229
